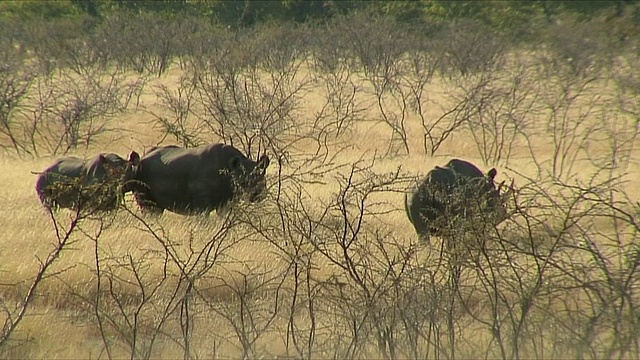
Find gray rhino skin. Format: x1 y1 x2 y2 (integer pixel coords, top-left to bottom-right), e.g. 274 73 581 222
405 158 508 242
131 143 270 216
35 152 140 211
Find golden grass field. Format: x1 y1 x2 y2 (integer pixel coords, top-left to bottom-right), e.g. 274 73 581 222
1 59 639 359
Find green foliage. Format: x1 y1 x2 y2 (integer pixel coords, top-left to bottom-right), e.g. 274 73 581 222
0 0 636 44
70 0 100 17
201 0 348 27
0 0 81 19
204 0 287 27
107 0 190 14
375 0 429 24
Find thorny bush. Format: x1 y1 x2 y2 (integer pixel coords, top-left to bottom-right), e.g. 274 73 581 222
2 11 640 360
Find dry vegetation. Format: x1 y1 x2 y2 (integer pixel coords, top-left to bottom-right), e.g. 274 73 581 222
1 11 640 359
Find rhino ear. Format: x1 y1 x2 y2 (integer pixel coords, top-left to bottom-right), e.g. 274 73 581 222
487 168 497 180
128 151 140 166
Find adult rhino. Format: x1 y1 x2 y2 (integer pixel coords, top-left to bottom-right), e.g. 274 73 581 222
131 143 270 216
35 151 140 212
405 158 510 244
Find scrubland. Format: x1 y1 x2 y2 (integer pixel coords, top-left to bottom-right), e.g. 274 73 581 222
1 11 640 359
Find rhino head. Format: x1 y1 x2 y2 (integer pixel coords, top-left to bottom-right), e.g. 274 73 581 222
89 151 141 210
107 151 141 194
449 167 512 225
229 153 270 203
481 168 513 225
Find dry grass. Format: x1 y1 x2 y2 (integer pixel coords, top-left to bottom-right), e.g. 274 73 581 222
1 53 639 358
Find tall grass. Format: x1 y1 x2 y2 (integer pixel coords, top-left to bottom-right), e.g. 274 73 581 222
1 10 640 359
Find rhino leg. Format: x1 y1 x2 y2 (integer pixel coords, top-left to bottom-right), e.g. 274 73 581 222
408 208 434 245
214 204 233 219
40 196 57 212
416 230 431 246
143 206 165 216
133 192 164 216
139 202 165 216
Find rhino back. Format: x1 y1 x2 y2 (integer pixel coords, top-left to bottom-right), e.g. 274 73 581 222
445 158 485 178
136 144 238 212
443 159 495 197
83 153 124 184
137 147 198 193
36 156 87 208
144 143 245 178
37 156 88 188
198 143 247 166
425 166 457 192
144 146 203 173
47 157 86 176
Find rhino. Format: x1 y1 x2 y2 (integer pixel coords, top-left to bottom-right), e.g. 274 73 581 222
405 158 510 244
130 143 270 216
35 151 141 212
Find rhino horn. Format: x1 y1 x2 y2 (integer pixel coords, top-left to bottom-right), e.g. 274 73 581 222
128 151 141 166
501 179 515 198
256 154 270 173
487 168 497 180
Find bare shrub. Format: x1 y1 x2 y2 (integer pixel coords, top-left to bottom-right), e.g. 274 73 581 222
310 56 367 140
4 67 144 156
6 10 640 360
308 25 368 140
516 17 628 182
203 262 286 359
251 22 311 74
151 75 201 148
0 202 108 354
60 208 243 359
0 42 36 156
390 20 511 157
19 18 92 75
19 17 108 77
435 19 507 80
93 11 181 76
453 169 640 359
400 39 445 155
541 14 615 79
245 157 466 359
463 59 541 166
527 56 605 181
0 18 27 55
153 25 313 164
602 50 640 172
173 20 228 72
330 12 414 155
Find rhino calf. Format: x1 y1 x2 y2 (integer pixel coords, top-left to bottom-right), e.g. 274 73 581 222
131 143 270 216
35 151 140 212
405 158 511 244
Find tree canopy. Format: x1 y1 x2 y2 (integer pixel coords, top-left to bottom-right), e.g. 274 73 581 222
2 0 637 29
